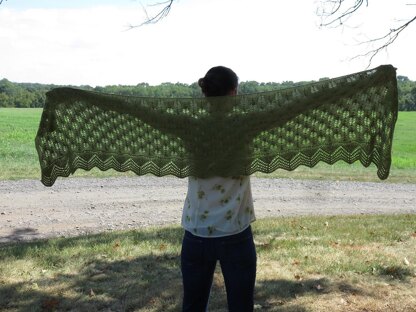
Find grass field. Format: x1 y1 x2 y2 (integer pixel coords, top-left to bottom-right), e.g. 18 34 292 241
1 110 415 311
0 215 415 311
0 108 415 182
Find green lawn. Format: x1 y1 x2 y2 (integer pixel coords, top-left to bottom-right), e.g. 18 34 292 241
1 108 415 182
0 215 415 311
0 108 42 179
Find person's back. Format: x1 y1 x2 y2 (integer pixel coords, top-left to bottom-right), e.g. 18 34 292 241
180 66 257 312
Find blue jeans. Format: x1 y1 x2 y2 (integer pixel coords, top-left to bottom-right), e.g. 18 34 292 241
181 226 257 312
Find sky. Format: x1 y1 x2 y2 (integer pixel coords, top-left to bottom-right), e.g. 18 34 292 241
0 0 415 86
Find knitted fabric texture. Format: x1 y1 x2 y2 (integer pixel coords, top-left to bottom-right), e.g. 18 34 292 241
36 65 398 186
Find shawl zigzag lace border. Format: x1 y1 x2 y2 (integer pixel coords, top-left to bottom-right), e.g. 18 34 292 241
36 65 398 186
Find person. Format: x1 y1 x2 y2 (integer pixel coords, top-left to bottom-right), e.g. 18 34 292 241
181 66 257 312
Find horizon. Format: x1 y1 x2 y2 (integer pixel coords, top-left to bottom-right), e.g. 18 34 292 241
1 67 415 88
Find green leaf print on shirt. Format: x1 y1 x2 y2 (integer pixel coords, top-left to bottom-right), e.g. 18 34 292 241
220 197 230 205
200 210 209 221
212 184 226 193
207 226 215 235
225 210 233 221
197 190 205 199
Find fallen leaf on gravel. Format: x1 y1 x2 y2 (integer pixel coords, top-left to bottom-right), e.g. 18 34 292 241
294 274 302 280
254 240 270 248
292 259 300 266
330 241 339 248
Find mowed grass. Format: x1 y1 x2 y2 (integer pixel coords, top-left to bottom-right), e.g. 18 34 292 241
0 215 415 311
0 108 42 180
0 108 415 182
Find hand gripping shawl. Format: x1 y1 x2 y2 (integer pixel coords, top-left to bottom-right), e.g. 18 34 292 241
35 65 398 186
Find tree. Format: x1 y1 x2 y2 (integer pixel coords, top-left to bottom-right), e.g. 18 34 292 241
397 75 410 83
1 76 415 109
410 87 416 109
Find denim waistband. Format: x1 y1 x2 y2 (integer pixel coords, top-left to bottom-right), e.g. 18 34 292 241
184 225 252 243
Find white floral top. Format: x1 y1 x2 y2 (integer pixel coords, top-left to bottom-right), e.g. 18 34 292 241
181 176 255 237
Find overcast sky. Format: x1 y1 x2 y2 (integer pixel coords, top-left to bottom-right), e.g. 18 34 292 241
1 0 415 86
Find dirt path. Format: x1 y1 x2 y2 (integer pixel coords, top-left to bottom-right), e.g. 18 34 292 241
0 177 415 243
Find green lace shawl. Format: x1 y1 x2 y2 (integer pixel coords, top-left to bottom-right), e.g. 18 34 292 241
35 65 398 186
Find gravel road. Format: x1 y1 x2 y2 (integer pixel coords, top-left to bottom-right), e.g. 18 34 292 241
0 177 415 243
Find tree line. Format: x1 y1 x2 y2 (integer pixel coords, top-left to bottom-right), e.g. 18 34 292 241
1 76 415 111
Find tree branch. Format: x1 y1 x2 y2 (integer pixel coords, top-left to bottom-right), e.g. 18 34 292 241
317 1 416 65
317 0 368 27
351 15 416 66
127 0 174 29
